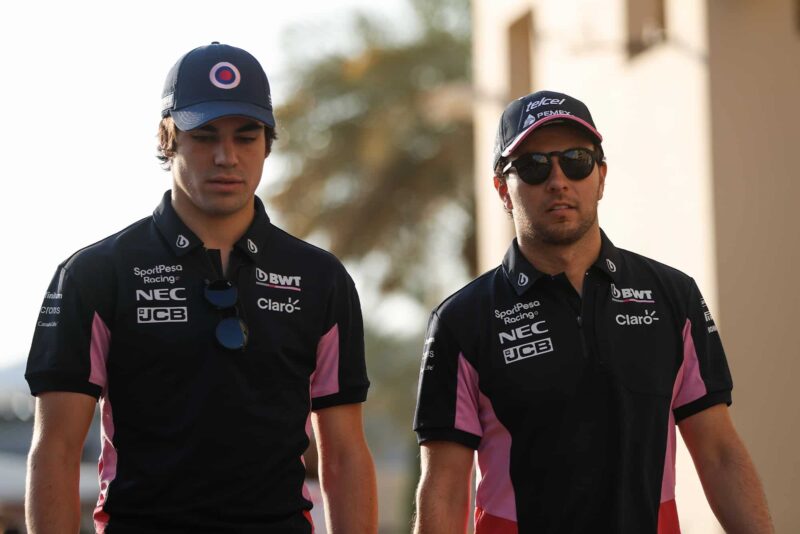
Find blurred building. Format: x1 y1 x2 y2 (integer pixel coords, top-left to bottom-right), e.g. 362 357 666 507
471 0 800 532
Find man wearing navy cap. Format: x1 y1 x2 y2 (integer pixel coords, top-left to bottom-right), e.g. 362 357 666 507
413 90 772 533
25 43 377 533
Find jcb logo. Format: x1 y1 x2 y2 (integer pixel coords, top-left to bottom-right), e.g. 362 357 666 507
137 307 188 323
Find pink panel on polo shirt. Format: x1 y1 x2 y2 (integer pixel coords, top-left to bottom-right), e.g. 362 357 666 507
89 312 110 389
661 375 681 503
475 390 516 524
94 392 118 532
455 353 482 436
89 312 115 531
311 324 340 398
660 319 709 511
673 319 708 408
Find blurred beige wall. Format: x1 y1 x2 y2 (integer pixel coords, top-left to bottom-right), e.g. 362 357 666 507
707 0 800 532
472 0 799 531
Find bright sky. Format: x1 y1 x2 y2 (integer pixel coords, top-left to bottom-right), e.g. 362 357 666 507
0 0 412 370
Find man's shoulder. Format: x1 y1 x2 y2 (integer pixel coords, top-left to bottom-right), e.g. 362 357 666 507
434 266 502 320
615 246 696 293
265 224 350 275
60 215 154 275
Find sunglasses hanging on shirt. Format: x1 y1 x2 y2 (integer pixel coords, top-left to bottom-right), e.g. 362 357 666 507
204 279 249 351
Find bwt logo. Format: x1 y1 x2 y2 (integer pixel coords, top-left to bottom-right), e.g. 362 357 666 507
256 268 302 290
135 288 186 302
610 284 654 303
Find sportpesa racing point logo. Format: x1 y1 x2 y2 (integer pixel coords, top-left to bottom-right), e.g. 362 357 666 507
209 62 241 89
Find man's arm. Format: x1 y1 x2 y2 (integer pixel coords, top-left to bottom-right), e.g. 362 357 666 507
414 441 474 534
26 391 96 534
311 403 377 534
679 404 773 533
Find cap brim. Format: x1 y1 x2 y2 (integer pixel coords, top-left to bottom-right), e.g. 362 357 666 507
170 101 276 130
501 115 602 158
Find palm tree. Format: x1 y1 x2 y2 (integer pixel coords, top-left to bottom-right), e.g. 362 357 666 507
267 0 475 304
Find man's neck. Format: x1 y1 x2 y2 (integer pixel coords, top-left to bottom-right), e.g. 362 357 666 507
517 226 602 295
171 197 255 275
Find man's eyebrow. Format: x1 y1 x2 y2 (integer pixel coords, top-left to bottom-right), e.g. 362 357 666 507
235 122 264 133
192 121 263 133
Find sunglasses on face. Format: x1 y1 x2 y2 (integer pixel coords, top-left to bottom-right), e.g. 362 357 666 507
204 279 249 351
502 147 602 185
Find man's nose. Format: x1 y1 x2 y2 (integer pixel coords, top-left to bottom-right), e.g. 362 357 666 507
544 155 569 190
214 137 238 167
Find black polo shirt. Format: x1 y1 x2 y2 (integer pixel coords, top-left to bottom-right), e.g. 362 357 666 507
26 191 369 533
414 231 732 534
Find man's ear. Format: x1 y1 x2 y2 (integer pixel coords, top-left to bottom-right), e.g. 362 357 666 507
493 175 513 211
597 161 607 201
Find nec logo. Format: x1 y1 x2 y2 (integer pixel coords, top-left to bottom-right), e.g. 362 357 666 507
135 288 187 301
610 284 654 304
256 268 302 291
498 321 548 345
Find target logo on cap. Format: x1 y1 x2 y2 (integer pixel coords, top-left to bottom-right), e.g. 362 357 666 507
209 62 241 90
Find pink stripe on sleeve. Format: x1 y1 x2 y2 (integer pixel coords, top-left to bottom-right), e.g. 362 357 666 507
455 354 482 436
475 391 516 523
660 408 678 503
311 324 340 398
660 318 709 506
94 393 117 532
89 312 111 389
673 319 708 408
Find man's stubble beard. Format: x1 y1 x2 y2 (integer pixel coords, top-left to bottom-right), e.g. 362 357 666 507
522 204 599 246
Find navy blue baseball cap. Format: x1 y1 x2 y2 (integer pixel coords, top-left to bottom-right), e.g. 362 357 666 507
492 90 602 172
161 42 275 130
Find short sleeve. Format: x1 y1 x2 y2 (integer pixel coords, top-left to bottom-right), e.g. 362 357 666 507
25 265 111 399
310 266 369 410
672 280 733 422
413 311 482 450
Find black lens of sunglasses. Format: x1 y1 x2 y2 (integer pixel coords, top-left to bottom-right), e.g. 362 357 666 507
508 148 597 185
204 280 248 350
204 280 238 309
215 317 249 350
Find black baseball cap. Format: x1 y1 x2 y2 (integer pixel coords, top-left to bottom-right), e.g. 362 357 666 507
161 42 275 131
492 90 602 171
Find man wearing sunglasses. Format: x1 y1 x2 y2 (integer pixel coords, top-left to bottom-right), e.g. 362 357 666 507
413 90 772 533
25 43 377 533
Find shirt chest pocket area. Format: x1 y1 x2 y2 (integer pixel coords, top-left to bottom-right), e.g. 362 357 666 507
602 311 679 397
492 327 585 395
244 311 319 381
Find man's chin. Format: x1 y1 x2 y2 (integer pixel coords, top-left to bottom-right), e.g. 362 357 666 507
535 222 595 246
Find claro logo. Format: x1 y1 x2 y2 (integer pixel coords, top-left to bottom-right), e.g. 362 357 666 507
258 297 301 314
616 309 659 326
